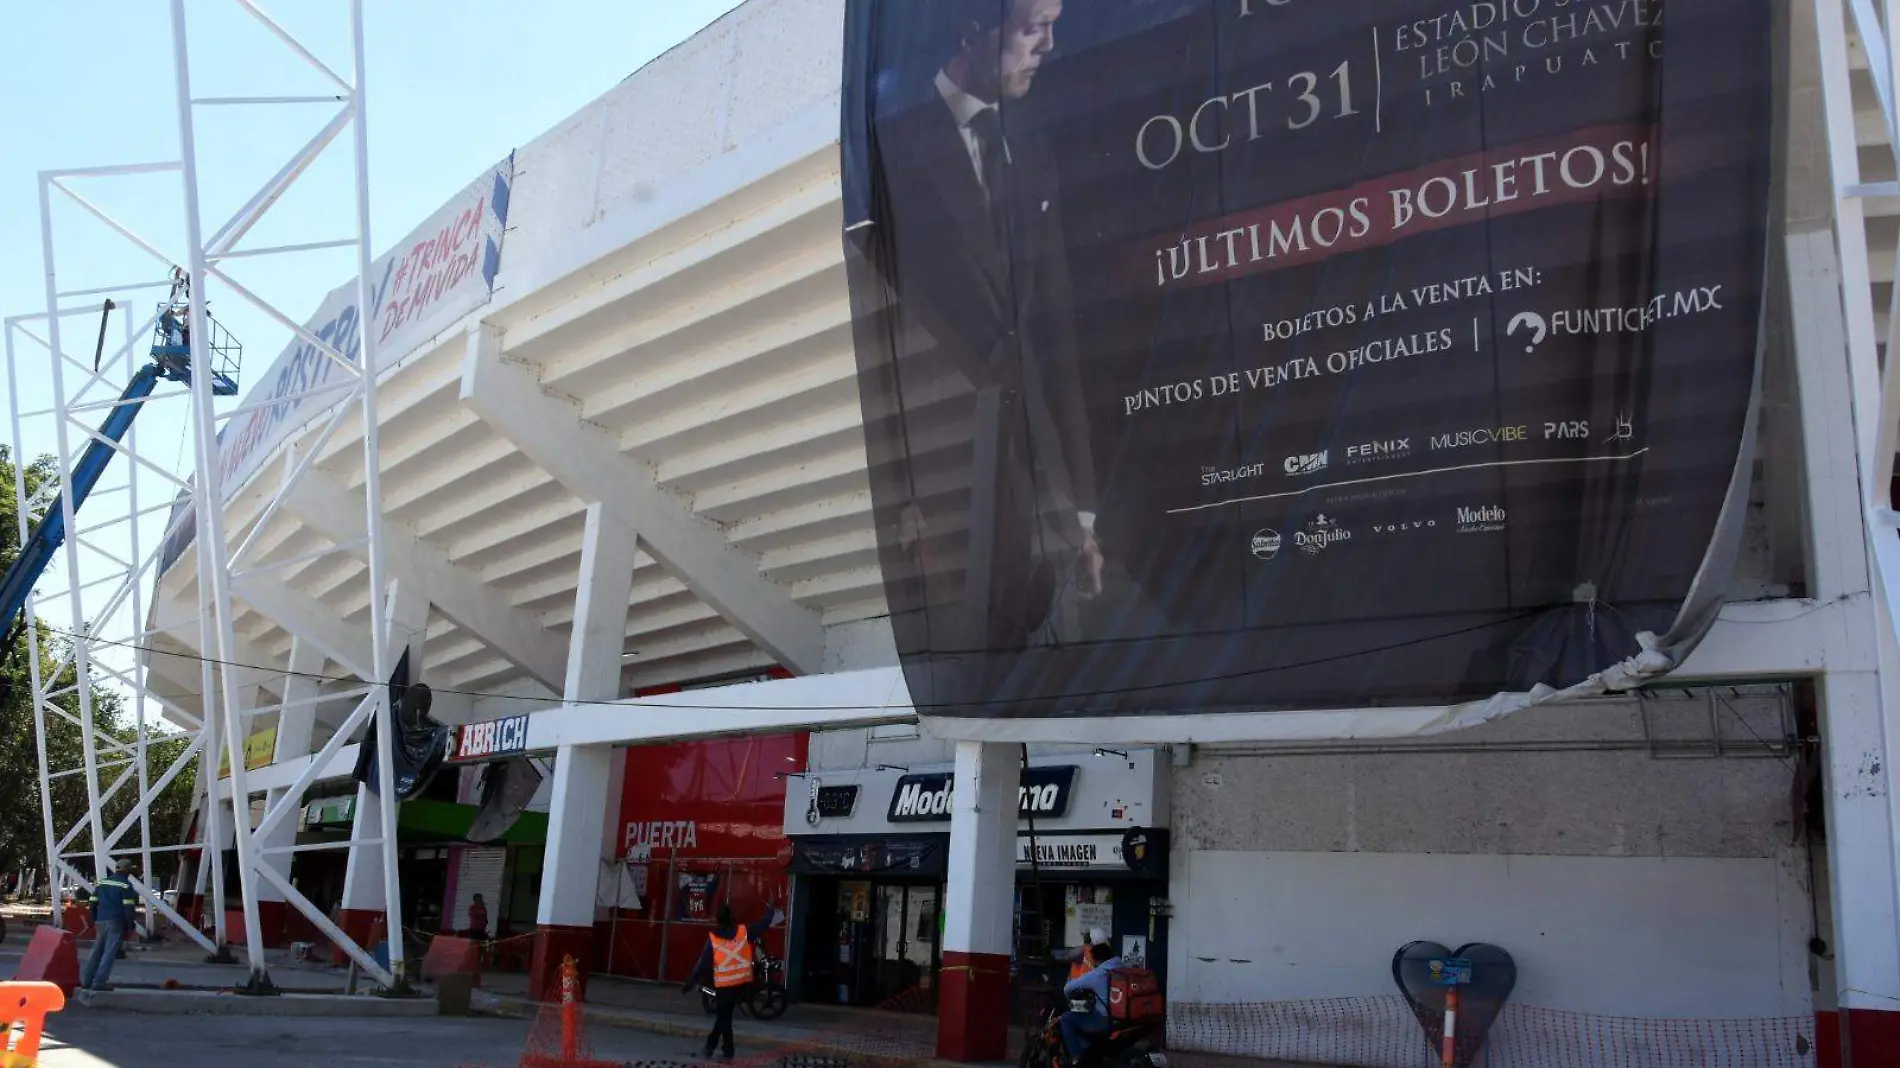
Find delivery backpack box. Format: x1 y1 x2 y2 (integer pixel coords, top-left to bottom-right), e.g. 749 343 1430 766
1107 968 1164 1021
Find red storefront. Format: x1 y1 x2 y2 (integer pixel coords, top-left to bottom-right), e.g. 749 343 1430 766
596 731 806 982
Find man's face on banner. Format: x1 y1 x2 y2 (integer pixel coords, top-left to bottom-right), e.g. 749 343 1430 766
962 0 1062 101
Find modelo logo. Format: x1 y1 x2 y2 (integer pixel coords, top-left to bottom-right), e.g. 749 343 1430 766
887 766 1077 823
451 714 530 762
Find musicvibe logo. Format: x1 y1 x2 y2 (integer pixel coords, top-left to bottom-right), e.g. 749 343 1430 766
1295 514 1350 555
1430 425 1527 451
1456 504 1507 533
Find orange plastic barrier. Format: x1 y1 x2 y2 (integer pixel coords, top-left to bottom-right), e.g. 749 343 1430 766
421 935 482 987
0 980 67 1068
10 929 77 997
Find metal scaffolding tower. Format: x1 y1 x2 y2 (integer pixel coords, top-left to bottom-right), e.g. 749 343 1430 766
5 0 407 993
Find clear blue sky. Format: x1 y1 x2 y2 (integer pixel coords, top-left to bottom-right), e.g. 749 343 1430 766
0 0 745 692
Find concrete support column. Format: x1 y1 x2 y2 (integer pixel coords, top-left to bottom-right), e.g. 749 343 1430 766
337 580 429 959
253 639 323 948
937 741 1018 1062
1819 659 1900 1064
530 503 635 1001
1787 220 1900 1065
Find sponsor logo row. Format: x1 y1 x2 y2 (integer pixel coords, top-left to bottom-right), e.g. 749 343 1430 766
1277 414 1637 477
1249 504 1507 560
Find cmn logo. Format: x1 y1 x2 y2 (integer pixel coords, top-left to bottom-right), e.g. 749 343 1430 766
1284 451 1328 475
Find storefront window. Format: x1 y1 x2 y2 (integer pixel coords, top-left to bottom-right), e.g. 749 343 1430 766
598 732 806 983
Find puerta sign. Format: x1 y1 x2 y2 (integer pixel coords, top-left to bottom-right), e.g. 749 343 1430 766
888 765 1078 822
840 0 1771 721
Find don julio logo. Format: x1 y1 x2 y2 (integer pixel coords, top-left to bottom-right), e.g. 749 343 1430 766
1456 504 1507 533
1294 514 1350 555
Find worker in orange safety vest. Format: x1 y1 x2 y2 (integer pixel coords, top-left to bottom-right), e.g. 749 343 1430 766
682 904 762 1061
1058 926 1107 983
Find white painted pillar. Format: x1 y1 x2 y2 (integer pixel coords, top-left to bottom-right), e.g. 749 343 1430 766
339 581 429 921
938 740 1018 1061
1788 224 1900 1059
531 503 635 1000
256 640 323 917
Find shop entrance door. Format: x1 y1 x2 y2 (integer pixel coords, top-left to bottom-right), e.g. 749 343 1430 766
872 883 941 1008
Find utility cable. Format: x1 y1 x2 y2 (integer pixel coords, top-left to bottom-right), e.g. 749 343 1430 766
26 607 1589 715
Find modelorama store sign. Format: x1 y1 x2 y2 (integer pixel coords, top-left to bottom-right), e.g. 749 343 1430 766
842 0 1772 720
887 766 1078 822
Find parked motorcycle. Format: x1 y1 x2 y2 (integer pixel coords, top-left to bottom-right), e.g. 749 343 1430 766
1019 991 1167 1068
700 950 790 1021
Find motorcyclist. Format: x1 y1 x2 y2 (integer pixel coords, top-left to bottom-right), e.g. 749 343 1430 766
1059 940 1122 1062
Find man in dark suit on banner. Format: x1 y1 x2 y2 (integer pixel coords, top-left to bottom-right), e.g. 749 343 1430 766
867 0 1103 681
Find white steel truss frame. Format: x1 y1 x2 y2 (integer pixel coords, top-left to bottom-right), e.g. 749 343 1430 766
6 0 407 993
1815 0 1900 1003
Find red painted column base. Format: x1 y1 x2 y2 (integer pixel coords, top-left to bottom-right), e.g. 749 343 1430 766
529 925 596 1002
1818 1011 1842 1068
1844 1008 1900 1067
333 908 383 967
936 950 1011 1062
253 899 290 949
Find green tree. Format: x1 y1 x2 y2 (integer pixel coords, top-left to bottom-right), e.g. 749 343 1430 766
0 445 199 887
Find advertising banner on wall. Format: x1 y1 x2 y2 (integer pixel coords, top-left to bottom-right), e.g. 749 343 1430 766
841 0 1772 727
158 155 516 573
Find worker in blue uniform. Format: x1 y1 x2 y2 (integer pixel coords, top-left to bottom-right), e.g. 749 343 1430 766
80 860 138 996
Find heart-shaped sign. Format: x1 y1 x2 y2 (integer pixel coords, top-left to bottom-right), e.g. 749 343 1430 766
1391 941 1517 1067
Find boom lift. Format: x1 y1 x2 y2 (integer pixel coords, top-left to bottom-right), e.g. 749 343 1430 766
0 271 240 629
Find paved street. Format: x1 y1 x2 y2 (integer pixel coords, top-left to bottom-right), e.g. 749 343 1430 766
35 1009 703 1068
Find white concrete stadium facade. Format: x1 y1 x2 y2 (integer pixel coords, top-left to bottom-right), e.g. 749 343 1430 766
140 0 1900 1062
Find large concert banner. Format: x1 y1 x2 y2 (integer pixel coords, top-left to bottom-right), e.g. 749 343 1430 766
841 0 1772 724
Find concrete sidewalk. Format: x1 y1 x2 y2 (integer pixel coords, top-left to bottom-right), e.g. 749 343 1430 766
2 914 1321 1068
476 970 949 1065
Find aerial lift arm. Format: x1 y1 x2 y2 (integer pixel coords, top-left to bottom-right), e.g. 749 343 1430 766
0 289 239 631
